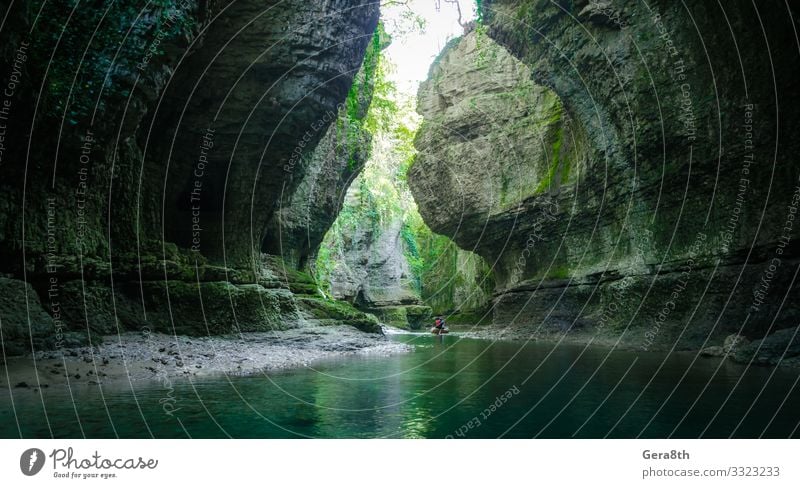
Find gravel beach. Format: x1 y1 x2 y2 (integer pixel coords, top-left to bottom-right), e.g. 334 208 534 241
1 326 412 391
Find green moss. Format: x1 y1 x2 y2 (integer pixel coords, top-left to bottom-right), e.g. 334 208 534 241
296 296 381 333
401 221 424 293
340 23 387 169
32 0 197 125
546 265 571 279
372 306 408 327
264 255 319 295
366 305 432 330
500 173 511 207
446 310 493 325
404 305 433 329
406 215 495 315
534 120 565 194
138 281 298 335
475 0 485 23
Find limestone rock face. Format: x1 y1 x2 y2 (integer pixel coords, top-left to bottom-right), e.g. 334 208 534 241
149 0 381 265
416 231 495 318
410 2 800 351
0 1 384 353
411 30 584 260
322 185 433 330
330 217 421 308
262 28 388 271
262 111 371 271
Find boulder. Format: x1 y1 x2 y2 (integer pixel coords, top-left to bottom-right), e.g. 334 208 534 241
0 277 57 355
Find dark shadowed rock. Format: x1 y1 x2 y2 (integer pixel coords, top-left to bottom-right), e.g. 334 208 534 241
150 0 381 265
0 1 385 351
0 278 56 355
262 26 389 271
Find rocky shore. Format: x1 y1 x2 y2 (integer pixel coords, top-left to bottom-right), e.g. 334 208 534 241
456 323 800 368
1 325 411 391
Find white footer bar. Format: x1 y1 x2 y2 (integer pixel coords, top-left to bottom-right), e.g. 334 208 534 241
1 439 797 487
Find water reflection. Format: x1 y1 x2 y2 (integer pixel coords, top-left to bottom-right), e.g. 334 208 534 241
1 335 798 438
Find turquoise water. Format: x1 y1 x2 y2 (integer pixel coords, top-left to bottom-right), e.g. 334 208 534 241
2 334 799 438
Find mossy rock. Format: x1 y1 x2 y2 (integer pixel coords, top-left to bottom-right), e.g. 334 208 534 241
0 277 59 355
369 305 432 330
58 281 148 335
404 305 432 329
296 296 381 333
369 306 408 328
137 281 299 335
263 255 320 295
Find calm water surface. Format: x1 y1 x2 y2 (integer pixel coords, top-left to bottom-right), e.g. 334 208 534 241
2 334 799 438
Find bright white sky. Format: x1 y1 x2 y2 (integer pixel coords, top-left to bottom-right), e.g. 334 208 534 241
381 0 477 95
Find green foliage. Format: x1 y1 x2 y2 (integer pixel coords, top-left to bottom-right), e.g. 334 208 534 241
314 6 494 314
474 23 497 69
534 105 570 194
315 39 423 289
340 24 390 169
401 222 424 292
380 1 428 37
475 0 485 23
31 0 197 126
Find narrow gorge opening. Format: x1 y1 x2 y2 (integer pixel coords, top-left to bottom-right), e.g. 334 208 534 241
308 1 586 331
311 1 484 331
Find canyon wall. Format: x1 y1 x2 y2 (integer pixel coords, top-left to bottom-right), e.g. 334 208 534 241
263 26 389 272
0 0 382 354
320 180 493 329
324 195 431 329
414 227 495 324
410 2 800 352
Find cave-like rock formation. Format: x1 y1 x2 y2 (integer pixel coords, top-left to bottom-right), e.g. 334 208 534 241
410 1 800 351
262 26 389 272
148 1 380 266
0 0 382 354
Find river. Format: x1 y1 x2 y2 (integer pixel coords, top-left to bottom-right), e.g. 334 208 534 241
2 334 798 438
